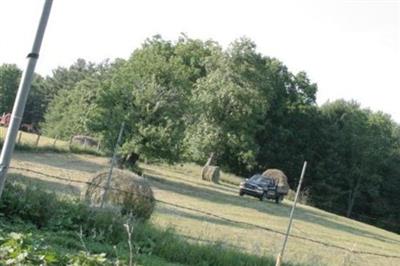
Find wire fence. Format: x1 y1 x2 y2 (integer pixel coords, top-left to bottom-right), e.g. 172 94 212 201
2 127 397 231
0 127 102 153
6 165 400 260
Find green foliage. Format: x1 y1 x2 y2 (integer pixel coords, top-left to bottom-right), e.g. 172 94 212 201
42 59 114 139
0 232 60 265
0 64 56 126
89 36 213 162
0 64 21 115
0 181 58 228
0 182 126 243
185 39 269 172
67 251 110 266
0 231 115 265
311 100 400 223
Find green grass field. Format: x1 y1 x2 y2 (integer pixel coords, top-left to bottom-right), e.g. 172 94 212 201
2 128 400 265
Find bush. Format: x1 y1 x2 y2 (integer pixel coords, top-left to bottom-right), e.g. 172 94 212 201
0 182 126 243
0 182 58 228
0 231 114 265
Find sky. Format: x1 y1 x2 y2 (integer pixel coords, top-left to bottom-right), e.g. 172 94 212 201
0 0 399 121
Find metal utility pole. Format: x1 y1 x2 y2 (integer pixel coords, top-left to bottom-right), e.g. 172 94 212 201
0 0 53 198
101 122 125 208
276 161 308 266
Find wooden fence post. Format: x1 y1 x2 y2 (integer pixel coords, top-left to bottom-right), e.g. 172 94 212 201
101 122 125 208
96 139 101 152
17 132 22 145
53 136 58 148
35 133 41 147
69 136 73 150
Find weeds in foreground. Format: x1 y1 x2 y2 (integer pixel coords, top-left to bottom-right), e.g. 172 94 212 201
0 181 287 266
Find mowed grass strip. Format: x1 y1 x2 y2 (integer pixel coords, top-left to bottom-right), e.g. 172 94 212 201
5 150 400 266
142 163 400 266
0 126 69 148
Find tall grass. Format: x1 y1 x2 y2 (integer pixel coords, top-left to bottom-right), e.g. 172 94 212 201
0 179 287 266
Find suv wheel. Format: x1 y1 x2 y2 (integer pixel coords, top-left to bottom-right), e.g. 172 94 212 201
275 195 283 204
239 191 244 196
260 192 267 201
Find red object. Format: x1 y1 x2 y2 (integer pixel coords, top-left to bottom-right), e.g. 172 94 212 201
0 113 11 127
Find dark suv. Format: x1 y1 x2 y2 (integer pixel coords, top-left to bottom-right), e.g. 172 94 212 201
239 174 283 203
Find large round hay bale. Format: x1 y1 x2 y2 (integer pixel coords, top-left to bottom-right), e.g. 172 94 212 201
202 166 220 183
262 169 290 195
72 135 98 148
85 169 155 220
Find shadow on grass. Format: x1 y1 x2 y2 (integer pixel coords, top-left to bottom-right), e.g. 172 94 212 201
292 208 400 246
13 151 107 174
8 173 82 197
156 205 248 229
142 166 238 194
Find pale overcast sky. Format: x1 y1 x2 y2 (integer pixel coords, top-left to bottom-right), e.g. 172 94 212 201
1 0 399 121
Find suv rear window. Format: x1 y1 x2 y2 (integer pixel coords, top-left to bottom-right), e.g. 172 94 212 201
249 175 274 186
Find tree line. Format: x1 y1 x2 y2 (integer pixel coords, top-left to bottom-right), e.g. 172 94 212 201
1 35 399 233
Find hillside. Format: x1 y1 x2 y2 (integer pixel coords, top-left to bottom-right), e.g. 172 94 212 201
5 150 400 266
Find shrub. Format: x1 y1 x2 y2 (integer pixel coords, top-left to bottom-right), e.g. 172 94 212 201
0 182 58 228
0 182 127 243
0 231 114 265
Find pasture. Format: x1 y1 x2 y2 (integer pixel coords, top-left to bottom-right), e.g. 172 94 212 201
5 148 400 266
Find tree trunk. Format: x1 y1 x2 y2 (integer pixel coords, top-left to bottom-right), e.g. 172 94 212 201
201 152 215 180
346 176 361 217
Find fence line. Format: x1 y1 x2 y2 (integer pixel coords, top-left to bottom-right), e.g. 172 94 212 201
6 166 400 260
0 128 102 152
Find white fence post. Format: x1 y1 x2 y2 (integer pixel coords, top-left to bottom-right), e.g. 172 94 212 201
276 161 308 266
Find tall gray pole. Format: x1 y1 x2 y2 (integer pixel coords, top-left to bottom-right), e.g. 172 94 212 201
276 161 307 266
0 0 53 198
101 122 125 208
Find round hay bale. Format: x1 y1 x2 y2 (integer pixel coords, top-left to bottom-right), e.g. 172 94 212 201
262 169 290 195
85 169 155 220
72 135 98 148
202 166 220 183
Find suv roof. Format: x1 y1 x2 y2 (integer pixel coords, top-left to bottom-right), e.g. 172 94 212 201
249 174 275 185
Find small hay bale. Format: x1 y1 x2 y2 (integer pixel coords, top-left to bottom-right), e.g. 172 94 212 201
202 166 220 183
85 169 155 220
72 135 98 148
262 169 290 195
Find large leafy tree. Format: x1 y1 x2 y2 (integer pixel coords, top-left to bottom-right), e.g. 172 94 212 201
0 64 21 115
249 53 319 183
0 64 52 126
45 58 99 94
185 39 269 172
42 78 102 138
90 36 213 162
313 100 398 218
42 60 116 138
